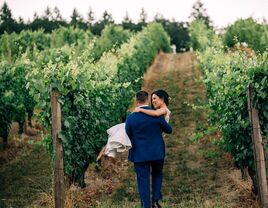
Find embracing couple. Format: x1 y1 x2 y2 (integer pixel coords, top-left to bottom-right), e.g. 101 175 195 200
125 89 172 208
98 89 172 208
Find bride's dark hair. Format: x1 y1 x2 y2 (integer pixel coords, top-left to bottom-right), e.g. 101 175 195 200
151 89 170 109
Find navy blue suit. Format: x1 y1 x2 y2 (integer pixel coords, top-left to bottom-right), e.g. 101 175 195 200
125 106 172 208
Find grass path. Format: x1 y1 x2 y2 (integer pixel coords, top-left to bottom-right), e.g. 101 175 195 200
93 52 257 208
0 52 257 208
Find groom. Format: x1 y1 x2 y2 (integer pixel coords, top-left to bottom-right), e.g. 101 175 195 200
125 90 172 208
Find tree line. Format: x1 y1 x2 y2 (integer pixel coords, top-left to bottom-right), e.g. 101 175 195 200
0 1 212 52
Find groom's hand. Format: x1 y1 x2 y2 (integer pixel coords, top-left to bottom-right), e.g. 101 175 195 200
133 107 141 113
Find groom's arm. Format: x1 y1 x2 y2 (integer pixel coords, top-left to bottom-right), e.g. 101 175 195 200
125 117 133 140
159 116 172 134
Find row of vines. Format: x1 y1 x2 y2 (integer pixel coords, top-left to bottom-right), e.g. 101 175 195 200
0 24 131 149
189 19 268 192
0 25 132 62
0 23 171 187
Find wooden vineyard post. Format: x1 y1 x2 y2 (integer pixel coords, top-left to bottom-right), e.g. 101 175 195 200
247 84 268 208
51 91 65 208
8 48 11 64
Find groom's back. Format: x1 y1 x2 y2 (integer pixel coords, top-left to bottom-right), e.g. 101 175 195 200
125 110 171 163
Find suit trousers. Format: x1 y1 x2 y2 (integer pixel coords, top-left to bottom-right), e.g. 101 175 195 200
134 159 164 208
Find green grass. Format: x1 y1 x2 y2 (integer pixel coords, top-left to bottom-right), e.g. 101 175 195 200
0 143 52 208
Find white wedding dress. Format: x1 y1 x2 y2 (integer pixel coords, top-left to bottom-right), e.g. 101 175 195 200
105 108 171 158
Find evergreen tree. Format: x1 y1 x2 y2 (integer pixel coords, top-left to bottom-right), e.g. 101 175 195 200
33 12 39 20
87 7 95 26
154 15 190 52
17 16 25 32
53 6 63 21
166 20 190 52
190 0 212 28
30 7 54 32
139 8 147 23
101 10 114 24
70 8 87 29
122 11 136 31
70 8 82 26
0 2 17 34
154 12 164 22
44 6 52 20
0 2 12 22
91 10 114 35
137 8 147 31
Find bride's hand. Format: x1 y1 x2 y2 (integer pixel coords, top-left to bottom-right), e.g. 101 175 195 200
133 107 141 112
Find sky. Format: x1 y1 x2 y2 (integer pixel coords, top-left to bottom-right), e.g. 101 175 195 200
1 0 268 28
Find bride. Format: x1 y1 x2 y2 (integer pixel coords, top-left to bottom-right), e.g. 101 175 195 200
134 89 170 123
96 89 171 161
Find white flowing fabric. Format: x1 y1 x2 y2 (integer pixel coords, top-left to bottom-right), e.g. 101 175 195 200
104 108 171 158
104 123 132 158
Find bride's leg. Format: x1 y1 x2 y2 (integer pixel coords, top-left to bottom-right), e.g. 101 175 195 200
96 145 107 161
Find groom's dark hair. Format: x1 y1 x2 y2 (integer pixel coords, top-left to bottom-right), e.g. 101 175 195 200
136 90 149 103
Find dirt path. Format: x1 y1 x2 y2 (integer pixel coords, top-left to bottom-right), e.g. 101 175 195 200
91 52 257 208
3 52 257 208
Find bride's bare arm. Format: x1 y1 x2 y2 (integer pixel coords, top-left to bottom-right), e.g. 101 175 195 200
134 107 167 117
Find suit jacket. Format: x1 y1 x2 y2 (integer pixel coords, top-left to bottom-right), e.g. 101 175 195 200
125 106 172 163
